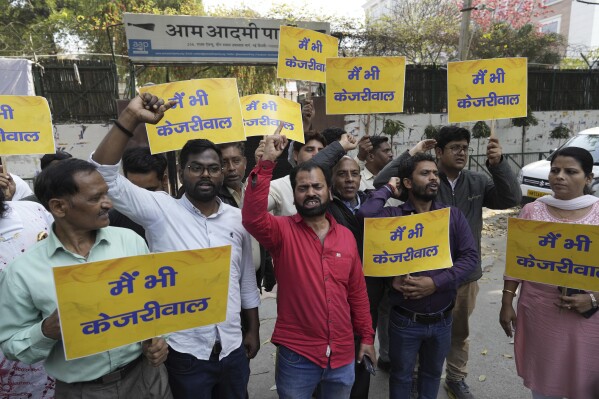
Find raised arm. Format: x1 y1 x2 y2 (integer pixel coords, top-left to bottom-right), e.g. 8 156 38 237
312 133 358 170
373 139 436 188
242 128 288 252
92 93 175 166
357 177 402 220
483 138 522 209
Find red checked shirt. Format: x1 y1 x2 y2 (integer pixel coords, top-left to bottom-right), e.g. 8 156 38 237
242 160 374 369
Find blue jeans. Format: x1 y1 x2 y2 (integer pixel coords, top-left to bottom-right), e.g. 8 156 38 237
388 310 452 399
165 344 249 399
275 345 355 399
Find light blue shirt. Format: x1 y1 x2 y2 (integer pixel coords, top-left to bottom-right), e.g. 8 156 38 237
0 226 149 383
90 156 260 361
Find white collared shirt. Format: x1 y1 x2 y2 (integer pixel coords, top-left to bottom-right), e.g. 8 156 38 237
90 156 260 361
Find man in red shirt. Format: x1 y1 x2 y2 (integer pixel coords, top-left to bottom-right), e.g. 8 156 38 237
242 129 375 399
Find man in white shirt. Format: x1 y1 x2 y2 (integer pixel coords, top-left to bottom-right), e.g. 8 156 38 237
91 93 260 399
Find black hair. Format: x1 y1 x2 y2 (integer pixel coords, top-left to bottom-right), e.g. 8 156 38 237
551 146 595 195
122 147 167 178
34 158 97 211
289 161 332 191
397 153 437 201
321 127 346 145
40 151 72 170
370 135 389 152
218 141 246 155
293 132 327 153
179 139 222 168
436 126 471 149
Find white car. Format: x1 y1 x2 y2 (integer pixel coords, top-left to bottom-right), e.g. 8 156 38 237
518 127 599 204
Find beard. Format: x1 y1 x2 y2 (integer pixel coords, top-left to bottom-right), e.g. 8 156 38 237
183 178 222 203
295 196 330 217
411 182 438 202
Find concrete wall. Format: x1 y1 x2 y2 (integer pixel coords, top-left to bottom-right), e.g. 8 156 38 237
344 109 599 157
7 109 599 186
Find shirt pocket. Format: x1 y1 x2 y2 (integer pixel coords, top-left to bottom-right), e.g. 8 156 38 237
329 253 353 284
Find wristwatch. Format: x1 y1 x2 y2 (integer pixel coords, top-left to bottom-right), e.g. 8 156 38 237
590 293 598 309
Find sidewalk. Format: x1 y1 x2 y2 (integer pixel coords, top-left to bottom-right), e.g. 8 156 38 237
247 208 529 398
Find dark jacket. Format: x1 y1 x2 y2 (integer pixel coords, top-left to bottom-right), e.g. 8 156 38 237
357 186 478 313
373 150 521 283
327 190 370 260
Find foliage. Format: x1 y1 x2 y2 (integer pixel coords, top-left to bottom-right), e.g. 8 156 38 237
549 123 571 140
472 121 491 139
456 0 548 32
381 119 406 144
360 0 460 64
423 124 440 140
512 106 539 127
469 23 564 64
561 48 599 69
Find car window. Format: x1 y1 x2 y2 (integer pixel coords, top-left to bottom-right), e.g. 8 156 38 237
551 135 599 164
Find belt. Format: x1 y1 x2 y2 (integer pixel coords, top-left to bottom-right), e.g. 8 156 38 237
86 355 142 384
393 304 453 325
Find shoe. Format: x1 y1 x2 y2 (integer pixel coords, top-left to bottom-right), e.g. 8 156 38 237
377 358 391 372
445 379 474 399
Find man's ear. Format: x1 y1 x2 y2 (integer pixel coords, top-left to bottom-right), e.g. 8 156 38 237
292 150 299 163
48 198 68 219
161 173 169 191
434 147 442 159
402 177 412 190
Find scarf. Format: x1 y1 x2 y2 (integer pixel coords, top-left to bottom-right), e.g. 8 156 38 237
537 194 599 210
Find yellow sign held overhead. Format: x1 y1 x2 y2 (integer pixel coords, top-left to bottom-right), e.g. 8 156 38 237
506 218 599 291
447 57 527 123
326 57 406 115
54 246 231 360
139 79 245 153
240 94 304 143
0 96 55 155
277 26 338 83
363 208 452 277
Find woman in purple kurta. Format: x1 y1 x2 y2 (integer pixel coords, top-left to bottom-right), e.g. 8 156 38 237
500 147 599 399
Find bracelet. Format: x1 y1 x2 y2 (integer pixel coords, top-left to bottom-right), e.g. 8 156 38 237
502 289 517 297
110 119 134 138
590 293 598 309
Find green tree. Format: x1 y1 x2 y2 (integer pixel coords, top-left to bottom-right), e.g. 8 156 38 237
472 120 491 155
360 0 460 64
512 106 538 164
381 119 406 152
469 23 564 65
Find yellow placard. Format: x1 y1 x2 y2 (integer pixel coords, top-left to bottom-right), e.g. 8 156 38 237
506 218 599 291
447 57 527 123
326 57 406 115
139 79 245 153
277 26 338 83
0 96 55 155
240 94 304 143
54 246 231 360
363 208 452 277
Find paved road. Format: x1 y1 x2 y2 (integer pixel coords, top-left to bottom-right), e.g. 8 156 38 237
248 208 531 398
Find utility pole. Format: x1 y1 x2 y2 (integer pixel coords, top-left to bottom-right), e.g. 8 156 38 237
458 0 473 61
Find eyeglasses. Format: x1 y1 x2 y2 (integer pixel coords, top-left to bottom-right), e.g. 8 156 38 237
187 163 223 177
446 145 473 155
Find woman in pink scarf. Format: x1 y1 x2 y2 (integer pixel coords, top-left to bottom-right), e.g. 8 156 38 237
500 146 599 399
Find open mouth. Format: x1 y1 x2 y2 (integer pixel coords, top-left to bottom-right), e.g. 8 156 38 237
303 198 320 208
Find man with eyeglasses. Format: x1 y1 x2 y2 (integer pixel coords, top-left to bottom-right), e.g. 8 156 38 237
374 125 521 399
91 93 260 399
